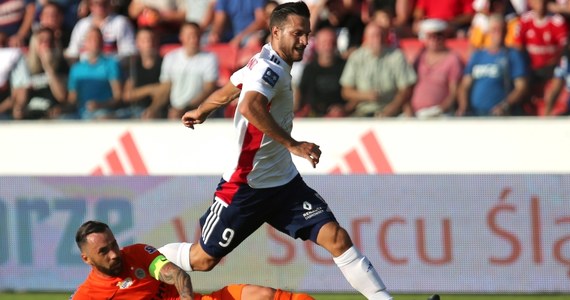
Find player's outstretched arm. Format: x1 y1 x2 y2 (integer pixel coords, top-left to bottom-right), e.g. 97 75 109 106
239 91 321 168
181 81 241 129
158 261 194 300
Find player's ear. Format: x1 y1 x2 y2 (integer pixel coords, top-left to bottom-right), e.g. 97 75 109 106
80 252 91 265
271 25 280 40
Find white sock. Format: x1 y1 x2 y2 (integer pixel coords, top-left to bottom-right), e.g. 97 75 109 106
333 246 392 300
158 242 193 272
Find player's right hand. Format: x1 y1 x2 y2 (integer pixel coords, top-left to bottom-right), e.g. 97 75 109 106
181 110 206 129
290 141 321 168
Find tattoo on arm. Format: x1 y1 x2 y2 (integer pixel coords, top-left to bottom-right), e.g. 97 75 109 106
159 262 193 299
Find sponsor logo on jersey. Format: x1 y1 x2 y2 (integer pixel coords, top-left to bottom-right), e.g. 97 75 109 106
117 277 133 289
135 268 146 279
144 245 157 254
262 67 279 87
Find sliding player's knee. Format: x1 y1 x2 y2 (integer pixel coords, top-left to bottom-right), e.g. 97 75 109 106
190 246 221 271
191 258 219 271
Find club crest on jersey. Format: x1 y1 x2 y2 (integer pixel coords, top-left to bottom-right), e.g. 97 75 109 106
135 268 146 279
262 67 279 87
117 277 133 289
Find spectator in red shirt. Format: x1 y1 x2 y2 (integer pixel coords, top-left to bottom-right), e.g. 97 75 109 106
514 0 567 114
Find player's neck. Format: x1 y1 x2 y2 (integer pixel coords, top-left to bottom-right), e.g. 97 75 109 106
92 267 121 279
270 42 293 66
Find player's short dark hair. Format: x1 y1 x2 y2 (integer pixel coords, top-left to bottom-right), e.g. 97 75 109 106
269 1 310 30
75 220 110 250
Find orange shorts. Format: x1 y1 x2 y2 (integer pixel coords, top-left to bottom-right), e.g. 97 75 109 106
195 284 246 300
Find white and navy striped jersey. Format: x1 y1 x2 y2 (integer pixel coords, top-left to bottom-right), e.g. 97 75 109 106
222 43 298 190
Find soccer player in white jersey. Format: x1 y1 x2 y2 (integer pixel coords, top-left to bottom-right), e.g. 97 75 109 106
160 2 393 299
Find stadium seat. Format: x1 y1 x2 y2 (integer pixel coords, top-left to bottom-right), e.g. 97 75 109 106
159 43 181 57
204 43 239 87
399 38 423 63
445 38 470 62
399 38 470 63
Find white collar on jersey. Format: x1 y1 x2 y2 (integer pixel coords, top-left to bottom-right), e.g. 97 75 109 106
261 43 293 72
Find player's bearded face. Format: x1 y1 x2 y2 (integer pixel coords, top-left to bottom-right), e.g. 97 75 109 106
277 15 310 63
96 254 123 277
84 231 124 277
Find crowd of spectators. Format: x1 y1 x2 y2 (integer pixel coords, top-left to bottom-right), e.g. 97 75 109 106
1 0 569 121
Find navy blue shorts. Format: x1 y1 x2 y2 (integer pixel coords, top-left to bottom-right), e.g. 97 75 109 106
198 174 338 258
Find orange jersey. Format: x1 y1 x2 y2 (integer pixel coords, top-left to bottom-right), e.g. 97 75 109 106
71 244 180 300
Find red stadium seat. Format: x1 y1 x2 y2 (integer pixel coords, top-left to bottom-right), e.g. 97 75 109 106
399 38 423 63
159 43 181 57
399 38 470 63
204 43 239 87
445 38 470 63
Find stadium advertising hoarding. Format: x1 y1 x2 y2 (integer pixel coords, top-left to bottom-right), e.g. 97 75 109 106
0 175 568 293
1 118 570 175
0 119 569 293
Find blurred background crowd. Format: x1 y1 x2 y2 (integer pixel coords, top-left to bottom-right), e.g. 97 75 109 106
1 0 569 121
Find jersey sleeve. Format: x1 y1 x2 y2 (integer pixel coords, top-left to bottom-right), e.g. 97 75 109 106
240 60 282 101
126 244 170 280
230 66 246 88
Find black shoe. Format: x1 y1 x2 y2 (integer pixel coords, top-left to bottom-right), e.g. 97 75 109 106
427 295 440 300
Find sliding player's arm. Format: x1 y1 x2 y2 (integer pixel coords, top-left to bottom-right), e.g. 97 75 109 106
150 255 193 300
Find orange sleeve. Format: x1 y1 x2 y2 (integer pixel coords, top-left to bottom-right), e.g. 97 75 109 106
124 244 162 266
